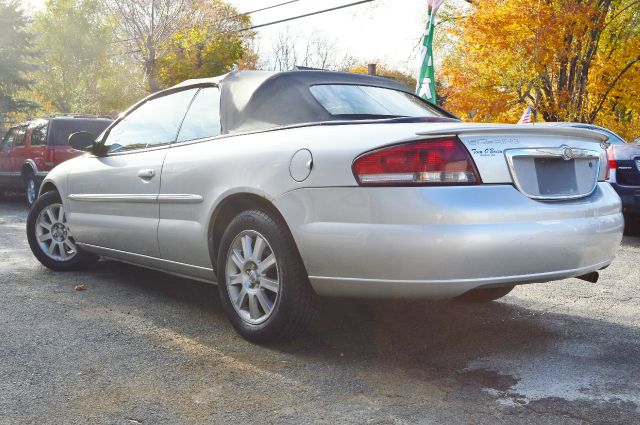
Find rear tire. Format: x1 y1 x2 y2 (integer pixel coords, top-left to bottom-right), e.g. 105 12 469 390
216 208 316 343
27 191 97 271
624 213 640 236
24 172 39 207
454 285 515 303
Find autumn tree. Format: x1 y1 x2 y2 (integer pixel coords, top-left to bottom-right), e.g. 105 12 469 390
348 63 417 91
440 0 640 139
155 0 254 87
106 0 192 92
0 0 37 128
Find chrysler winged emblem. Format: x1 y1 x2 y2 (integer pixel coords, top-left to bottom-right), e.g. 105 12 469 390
561 146 574 161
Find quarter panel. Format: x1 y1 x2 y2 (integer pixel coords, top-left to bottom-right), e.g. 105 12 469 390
158 134 300 268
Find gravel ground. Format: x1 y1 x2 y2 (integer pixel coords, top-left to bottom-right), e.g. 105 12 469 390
1 196 639 425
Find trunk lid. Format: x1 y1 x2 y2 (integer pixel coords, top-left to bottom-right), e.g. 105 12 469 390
416 124 607 200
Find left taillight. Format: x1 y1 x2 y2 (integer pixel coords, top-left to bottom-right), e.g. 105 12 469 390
605 146 615 180
352 137 482 186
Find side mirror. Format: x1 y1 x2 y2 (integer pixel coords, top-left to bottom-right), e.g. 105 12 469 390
68 131 96 151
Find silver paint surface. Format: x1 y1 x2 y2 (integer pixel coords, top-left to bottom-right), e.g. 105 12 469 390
40 120 623 298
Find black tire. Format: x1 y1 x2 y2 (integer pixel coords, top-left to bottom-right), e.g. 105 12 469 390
27 191 97 271
216 209 316 343
624 213 640 236
454 285 515 303
24 171 39 207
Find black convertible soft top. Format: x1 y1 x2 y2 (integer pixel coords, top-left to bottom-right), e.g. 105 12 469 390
173 70 455 134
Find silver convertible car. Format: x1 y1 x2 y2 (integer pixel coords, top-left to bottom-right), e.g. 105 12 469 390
26 70 623 342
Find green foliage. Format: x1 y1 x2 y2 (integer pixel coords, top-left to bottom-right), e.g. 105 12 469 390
0 0 38 121
32 0 143 115
155 0 254 88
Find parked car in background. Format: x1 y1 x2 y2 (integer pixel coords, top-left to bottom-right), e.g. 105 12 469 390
553 123 640 224
26 70 623 343
0 115 113 206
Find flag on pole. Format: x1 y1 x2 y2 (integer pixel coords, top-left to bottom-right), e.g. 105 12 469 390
518 106 533 124
417 0 445 104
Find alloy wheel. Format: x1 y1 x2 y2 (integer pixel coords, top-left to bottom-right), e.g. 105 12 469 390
26 178 36 205
35 203 77 262
225 230 280 325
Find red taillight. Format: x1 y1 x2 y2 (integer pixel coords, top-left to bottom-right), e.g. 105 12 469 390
352 138 481 186
46 147 55 164
606 146 615 180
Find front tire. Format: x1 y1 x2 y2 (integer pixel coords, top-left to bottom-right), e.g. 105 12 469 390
27 191 96 271
454 285 515 303
216 209 316 343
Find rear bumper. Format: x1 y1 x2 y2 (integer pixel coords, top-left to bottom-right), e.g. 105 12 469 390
275 183 623 298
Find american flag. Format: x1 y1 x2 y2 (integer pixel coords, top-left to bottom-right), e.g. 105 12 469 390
518 106 533 124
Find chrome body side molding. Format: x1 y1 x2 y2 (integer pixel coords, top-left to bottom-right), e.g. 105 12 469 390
68 194 158 203
69 193 204 204
157 194 204 204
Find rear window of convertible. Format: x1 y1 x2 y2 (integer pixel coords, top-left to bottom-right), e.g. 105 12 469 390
309 84 445 118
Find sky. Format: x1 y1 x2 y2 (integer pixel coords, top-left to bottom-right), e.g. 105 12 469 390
23 0 438 73
225 0 430 72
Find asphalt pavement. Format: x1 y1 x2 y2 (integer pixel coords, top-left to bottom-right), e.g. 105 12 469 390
0 196 639 424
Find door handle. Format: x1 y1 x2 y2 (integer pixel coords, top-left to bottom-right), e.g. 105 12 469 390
137 169 156 179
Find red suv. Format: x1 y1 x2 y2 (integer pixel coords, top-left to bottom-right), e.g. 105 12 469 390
0 115 112 206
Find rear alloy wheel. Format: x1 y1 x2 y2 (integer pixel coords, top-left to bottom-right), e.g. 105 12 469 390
454 285 515 303
24 172 38 207
226 230 280 325
217 209 316 343
26 191 96 271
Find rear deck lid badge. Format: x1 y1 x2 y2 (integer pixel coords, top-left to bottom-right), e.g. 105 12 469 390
561 146 574 160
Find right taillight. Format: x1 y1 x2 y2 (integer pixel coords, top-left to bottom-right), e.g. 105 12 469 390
352 137 481 186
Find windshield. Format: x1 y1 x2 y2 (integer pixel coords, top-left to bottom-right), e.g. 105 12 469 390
309 84 446 119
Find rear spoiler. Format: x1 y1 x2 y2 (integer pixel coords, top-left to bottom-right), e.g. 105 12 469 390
416 124 609 144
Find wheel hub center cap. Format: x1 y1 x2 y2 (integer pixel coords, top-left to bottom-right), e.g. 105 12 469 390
247 268 259 286
51 223 67 242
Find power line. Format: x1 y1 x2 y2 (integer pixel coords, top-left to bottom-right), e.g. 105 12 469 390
239 0 376 32
234 0 306 18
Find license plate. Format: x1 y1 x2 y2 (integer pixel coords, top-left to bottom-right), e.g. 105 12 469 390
535 158 578 196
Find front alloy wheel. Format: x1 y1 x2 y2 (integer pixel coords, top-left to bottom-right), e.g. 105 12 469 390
35 202 77 261
27 191 96 271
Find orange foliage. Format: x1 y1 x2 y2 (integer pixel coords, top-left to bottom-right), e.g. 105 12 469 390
440 0 640 139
